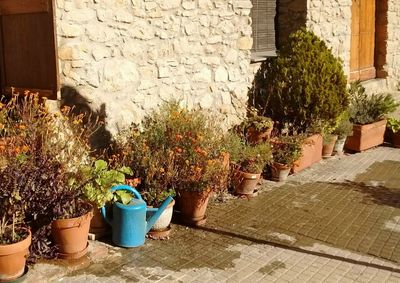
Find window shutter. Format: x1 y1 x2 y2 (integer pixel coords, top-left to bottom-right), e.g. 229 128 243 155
251 0 276 53
0 0 59 99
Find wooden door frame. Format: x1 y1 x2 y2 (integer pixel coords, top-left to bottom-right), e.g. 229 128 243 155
350 0 388 81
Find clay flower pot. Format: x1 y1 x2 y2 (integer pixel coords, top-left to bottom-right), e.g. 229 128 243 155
234 171 261 195
393 132 400 148
177 190 211 226
52 209 93 259
147 199 175 239
270 162 291 182
345 120 386 152
246 126 273 144
293 134 323 173
322 135 338 158
333 137 346 156
0 228 31 282
89 206 110 235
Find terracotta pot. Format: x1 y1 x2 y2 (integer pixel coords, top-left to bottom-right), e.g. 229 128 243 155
293 134 323 173
384 128 393 144
89 207 110 234
322 135 338 158
393 132 400 148
234 171 261 195
0 229 31 282
177 190 211 226
333 137 346 156
270 162 291 182
246 125 273 144
52 209 93 259
345 120 386 152
147 199 175 232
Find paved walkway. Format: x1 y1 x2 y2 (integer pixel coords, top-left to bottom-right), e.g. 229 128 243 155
26 146 400 282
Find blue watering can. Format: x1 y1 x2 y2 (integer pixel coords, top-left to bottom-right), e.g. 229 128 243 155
101 185 173 248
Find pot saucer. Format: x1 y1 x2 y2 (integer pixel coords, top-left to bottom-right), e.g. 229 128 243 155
147 226 172 240
58 243 89 260
1 266 29 283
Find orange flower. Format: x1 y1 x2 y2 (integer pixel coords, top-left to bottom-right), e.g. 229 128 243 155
175 134 183 141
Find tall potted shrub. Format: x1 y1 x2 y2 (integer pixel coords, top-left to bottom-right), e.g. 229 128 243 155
253 28 348 171
346 82 399 151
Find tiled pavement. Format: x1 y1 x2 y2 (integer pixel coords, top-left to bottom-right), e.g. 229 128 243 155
26 146 400 282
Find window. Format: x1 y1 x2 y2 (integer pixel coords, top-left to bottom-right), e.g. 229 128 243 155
0 0 59 99
250 0 277 61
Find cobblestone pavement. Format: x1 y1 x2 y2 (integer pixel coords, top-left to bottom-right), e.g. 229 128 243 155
26 146 400 282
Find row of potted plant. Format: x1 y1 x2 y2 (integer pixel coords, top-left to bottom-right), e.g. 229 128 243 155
1 27 399 281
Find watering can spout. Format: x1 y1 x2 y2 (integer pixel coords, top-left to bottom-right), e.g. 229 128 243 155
146 196 173 234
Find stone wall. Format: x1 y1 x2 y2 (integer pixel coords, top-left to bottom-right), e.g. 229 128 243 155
385 0 400 90
55 0 253 133
306 0 352 75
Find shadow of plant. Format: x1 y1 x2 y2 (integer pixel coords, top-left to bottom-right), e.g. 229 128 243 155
60 85 114 156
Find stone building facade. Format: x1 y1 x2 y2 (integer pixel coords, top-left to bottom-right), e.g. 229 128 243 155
55 0 254 133
55 0 400 132
277 0 400 91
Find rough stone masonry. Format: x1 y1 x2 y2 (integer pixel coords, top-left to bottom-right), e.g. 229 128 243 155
56 0 253 133
56 0 400 133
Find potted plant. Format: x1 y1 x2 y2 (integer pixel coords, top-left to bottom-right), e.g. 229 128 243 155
0 93 95 261
0 218 31 282
81 159 132 235
116 131 177 238
0 172 31 282
270 135 303 182
322 130 338 159
346 81 399 151
332 111 353 155
236 107 274 144
231 139 272 196
252 28 348 171
134 103 228 226
386 117 400 148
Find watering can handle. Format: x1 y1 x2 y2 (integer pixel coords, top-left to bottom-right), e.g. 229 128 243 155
109 185 143 200
100 185 143 225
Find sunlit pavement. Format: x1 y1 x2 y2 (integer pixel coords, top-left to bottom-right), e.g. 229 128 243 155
27 146 400 282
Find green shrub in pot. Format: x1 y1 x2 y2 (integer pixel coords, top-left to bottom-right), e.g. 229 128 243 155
253 28 349 134
348 81 399 125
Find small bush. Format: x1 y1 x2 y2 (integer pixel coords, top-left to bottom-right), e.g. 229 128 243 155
253 28 348 134
348 81 399 125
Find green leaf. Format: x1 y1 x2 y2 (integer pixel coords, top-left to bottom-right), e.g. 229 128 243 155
94 160 108 172
114 191 132 204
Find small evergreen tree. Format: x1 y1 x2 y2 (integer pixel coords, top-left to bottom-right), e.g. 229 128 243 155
253 28 348 134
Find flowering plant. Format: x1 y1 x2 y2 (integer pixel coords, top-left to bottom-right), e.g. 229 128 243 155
271 135 303 166
0 91 95 261
119 103 229 197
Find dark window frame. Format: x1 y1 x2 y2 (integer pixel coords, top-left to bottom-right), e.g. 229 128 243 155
250 0 277 62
